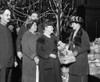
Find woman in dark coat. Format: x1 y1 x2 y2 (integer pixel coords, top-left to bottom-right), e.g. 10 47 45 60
36 22 62 82
68 16 90 82
21 20 41 82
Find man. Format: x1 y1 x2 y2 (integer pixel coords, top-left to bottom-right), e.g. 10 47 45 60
16 12 38 59
0 9 14 82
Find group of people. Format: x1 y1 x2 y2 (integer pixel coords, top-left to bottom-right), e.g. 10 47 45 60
0 8 90 82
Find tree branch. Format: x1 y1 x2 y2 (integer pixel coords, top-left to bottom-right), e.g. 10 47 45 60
63 3 69 12
49 0 56 15
39 10 53 19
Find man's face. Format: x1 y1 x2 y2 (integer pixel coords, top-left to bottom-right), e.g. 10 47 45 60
1 9 11 24
31 13 38 20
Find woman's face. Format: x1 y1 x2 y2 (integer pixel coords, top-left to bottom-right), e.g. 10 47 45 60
45 25 54 34
30 22 37 32
70 22 80 30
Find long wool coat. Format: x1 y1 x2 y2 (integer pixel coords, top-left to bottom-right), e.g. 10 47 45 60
16 23 28 52
69 29 90 75
0 23 14 68
21 31 41 82
36 35 62 82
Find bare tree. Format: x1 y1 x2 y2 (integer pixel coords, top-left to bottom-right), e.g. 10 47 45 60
0 0 76 38
39 0 76 38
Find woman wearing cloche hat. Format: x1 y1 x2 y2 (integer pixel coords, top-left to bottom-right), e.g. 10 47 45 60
67 16 90 82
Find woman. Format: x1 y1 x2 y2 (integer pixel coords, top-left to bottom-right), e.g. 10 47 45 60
21 20 41 82
36 22 62 82
17 12 38 60
68 16 90 82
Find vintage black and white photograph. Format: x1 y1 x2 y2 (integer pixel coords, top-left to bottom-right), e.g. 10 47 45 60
0 0 100 82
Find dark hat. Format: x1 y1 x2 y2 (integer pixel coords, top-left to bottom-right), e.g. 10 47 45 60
69 16 84 24
43 21 53 27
